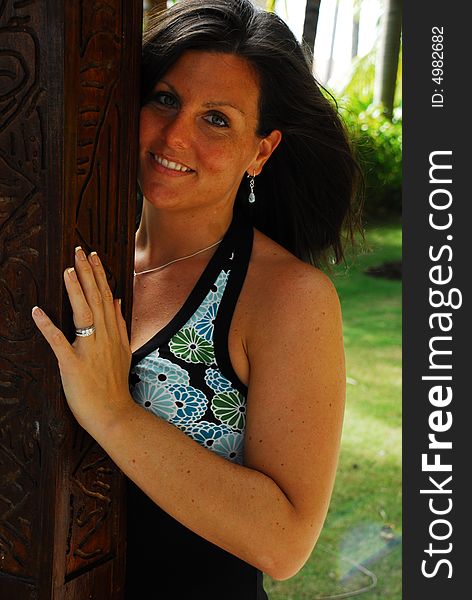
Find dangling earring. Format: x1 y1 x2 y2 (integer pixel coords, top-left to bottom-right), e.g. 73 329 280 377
248 170 256 203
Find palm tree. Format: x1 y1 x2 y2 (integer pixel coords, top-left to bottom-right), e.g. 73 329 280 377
326 0 340 82
352 0 362 59
302 0 322 66
374 0 402 119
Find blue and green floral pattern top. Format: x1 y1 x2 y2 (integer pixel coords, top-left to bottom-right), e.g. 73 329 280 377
125 209 269 600
129 209 252 465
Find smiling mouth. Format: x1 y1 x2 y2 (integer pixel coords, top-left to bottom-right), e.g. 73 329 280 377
151 153 194 173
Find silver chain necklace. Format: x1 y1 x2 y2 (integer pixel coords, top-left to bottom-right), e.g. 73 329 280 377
133 238 223 277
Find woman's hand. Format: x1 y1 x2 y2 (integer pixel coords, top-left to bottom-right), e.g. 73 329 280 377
31 246 134 435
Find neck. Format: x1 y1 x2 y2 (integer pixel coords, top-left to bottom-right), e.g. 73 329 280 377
135 199 234 270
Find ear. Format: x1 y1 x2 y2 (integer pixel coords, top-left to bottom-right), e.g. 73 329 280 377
249 129 282 176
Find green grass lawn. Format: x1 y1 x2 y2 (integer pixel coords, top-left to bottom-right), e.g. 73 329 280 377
264 219 402 599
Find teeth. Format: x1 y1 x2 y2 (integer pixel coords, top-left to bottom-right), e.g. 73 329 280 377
153 154 192 172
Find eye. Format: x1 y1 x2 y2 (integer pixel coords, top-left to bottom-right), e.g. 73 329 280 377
204 112 230 128
148 91 178 108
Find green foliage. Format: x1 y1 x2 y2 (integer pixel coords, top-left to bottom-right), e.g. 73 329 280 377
342 51 377 107
334 45 402 221
342 41 402 109
341 101 402 220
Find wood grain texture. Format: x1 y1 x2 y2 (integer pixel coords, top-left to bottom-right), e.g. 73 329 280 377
0 0 142 597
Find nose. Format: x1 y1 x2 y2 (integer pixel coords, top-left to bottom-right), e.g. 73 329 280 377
161 110 193 150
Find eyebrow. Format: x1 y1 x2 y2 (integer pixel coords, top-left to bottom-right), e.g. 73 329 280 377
203 101 246 116
159 80 246 116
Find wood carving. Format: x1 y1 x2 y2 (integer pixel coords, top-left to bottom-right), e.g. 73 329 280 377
0 0 44 583
64 0 126 580
0 0 142 597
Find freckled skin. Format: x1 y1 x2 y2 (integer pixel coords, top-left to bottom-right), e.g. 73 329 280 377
138 51 280 217
30 49 346 583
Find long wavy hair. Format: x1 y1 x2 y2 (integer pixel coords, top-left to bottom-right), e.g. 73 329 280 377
140 0 363 268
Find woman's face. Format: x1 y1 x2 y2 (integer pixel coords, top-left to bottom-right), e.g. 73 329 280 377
138 50 281 214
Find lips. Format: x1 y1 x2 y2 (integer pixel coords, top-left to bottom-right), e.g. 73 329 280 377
150 152 194 173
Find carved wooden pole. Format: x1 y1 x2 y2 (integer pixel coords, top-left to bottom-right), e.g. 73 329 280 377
0 1 142 598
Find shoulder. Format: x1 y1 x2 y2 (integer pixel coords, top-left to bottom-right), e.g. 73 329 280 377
244 229 342 333
231 227 343 387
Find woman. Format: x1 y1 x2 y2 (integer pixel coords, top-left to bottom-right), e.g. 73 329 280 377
32 1 361 597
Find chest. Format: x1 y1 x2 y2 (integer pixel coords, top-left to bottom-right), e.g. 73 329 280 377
130 270 196 352
130 266 250 386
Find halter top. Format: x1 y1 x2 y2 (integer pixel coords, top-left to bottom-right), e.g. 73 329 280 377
125 209 269 599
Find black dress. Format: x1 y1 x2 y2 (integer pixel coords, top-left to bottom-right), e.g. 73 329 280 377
125 209 269 599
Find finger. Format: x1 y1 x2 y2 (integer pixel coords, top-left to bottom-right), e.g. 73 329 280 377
114 299 132 355
31 306 76 366
63 266 95 331
73 246 106 332
87 251 119 338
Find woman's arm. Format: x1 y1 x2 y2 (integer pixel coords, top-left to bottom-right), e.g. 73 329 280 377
32 251 345 580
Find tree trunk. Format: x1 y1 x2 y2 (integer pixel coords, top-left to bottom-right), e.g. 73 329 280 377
302 0 322 66
351 2 361 59
326 0 340 82
0 0 142 597
374 0 402 119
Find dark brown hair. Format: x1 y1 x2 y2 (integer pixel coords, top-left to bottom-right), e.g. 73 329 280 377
141 0 363 267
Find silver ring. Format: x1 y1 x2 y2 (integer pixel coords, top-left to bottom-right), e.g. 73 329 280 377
75 325 96 337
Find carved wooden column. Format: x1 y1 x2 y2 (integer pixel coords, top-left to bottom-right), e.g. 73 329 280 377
0 1 142 598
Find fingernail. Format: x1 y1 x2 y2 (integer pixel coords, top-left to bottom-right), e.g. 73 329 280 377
89 251 100 266
67 267 77 281
32 306 44 317
75 246 86 261
118 298 122 306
